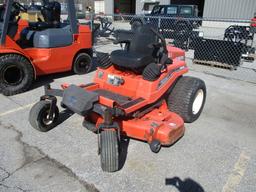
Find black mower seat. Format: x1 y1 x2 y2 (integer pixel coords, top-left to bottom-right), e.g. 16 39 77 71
111 50 154 70
110 25 157 72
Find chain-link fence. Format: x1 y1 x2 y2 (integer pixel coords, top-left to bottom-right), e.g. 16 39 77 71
90 14 256 84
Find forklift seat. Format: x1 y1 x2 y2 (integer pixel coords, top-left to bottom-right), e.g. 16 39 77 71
110 25 157 72
41 1 61 28
28 1 61 31
20 1 69 48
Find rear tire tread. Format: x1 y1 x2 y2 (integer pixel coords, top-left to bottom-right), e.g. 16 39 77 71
0 54 34 96
167 76 206 123
100 130 119 172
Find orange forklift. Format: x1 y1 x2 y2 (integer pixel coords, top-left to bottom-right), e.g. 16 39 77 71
0 0 93 96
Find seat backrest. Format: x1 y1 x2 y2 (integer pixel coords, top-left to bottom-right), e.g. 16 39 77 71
129 25 157 55
41 1 61 27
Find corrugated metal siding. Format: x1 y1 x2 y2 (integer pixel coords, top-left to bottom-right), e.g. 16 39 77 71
104 0 114 14
203 0 256 20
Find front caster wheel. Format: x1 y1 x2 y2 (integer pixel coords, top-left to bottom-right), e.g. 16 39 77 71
100 130 119 172
29 100 59 132
150 140 161 153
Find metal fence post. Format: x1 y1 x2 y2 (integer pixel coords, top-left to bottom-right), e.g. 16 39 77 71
90 13 94 30
158 17 161 31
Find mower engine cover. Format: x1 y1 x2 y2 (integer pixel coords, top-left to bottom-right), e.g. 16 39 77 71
62 85 99 116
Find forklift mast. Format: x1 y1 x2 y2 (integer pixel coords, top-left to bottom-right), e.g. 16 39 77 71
0 0 13 45
66 0 78 34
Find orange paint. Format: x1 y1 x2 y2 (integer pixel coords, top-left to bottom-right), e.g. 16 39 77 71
72 46 186 145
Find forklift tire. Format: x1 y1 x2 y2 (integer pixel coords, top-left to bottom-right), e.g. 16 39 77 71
0 54 34 96
167 76 206 123
73 53 92 75
29 100 59 132
100 130 119 172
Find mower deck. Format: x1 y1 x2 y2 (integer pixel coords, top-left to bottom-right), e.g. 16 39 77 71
60 83 185 146
120 105 185 146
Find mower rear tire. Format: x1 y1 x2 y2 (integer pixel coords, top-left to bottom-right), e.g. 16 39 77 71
0 54 34 96
167 76 206 123
73 53 92 75
29 100 59 132
143 63 161 81
100 130 119 172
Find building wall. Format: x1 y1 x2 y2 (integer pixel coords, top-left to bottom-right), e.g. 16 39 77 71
136 0 170 15
95 0 105 14
103 0 256 19
203 0 256 20
104 0 114 15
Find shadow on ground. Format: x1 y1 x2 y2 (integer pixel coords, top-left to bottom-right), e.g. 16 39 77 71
119 137 130 170
166 177 205 192
57 109 74 125
30 57 99 91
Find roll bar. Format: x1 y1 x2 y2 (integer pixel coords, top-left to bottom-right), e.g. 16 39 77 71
0 0 13 45
66 0 78 34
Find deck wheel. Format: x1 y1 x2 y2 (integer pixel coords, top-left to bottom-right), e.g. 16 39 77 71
150 140 161 153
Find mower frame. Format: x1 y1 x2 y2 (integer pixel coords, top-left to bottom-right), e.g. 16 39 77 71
29 26 207 172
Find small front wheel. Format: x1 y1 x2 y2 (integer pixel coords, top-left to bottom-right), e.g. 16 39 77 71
29 100 59 132
100 130 119 172
150 140 161 153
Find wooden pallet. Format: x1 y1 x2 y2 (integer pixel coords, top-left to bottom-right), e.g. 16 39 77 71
193 59 237 70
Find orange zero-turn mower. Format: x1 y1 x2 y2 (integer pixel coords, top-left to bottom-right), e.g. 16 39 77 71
0 0 92 96
29 25 207 172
